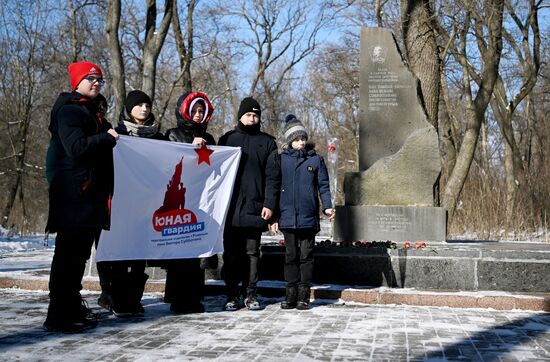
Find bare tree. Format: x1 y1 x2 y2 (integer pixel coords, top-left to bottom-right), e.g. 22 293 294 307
141 0 174 98
489 0 541 226
222 0 348 125
375 0 389 27
0 2 50 229
67 0 104 62
106 0 126 118
437 0 505 221
172 0 195 92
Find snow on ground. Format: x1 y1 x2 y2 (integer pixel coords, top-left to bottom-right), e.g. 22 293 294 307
0 227 54 277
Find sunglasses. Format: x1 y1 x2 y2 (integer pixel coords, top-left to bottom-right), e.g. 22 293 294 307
83 76 105 86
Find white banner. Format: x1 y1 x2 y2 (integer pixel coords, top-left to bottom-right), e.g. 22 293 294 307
96 135 241 261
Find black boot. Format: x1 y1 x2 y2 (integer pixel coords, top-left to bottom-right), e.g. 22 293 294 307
43 296 97 333
111 272 134 317
281 286 297 309
96 262 113 311
130 272 148 315
296 286 311 310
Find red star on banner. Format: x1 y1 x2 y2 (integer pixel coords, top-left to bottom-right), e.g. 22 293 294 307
195 143 214 165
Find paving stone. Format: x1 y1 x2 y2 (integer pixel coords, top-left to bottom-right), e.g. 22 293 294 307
1 289 550 361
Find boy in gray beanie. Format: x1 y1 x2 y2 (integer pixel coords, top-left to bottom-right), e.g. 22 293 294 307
272 114 335 310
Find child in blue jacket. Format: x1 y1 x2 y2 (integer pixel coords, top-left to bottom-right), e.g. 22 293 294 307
272 114 335 310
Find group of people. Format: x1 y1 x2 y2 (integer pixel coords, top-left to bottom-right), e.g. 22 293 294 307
43 61 335 333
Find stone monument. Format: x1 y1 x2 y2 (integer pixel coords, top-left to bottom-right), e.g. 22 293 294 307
334 27 446 242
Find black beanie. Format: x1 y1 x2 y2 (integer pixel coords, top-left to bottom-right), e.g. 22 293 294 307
237 97 261 120
284 114 308 144
125 90 152 114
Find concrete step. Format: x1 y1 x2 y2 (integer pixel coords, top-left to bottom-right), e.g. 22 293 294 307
259 240 550 293
1 276 548 312
84 239 550 294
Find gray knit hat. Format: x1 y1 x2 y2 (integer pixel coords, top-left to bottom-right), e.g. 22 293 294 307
284 114 308 144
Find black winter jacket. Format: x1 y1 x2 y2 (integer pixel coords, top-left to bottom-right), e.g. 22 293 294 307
165 125 215 145
45 92 116 232
218 122 281 230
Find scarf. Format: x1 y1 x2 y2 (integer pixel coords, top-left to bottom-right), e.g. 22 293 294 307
117 109 160 138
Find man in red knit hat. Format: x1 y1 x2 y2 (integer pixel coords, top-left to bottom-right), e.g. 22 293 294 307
43 61 119 333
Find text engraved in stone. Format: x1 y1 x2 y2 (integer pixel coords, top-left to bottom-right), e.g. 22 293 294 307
367 67 409 112
367 213 412 232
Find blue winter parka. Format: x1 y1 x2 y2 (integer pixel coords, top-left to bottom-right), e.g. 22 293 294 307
278 145 332 232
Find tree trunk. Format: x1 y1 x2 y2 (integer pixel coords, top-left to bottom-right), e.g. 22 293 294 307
401 0 440 128
172 0 195 92
526 94 542 173
141 0 174 99
441 0 504 221
106 0 125 118
438 75 456 182
68 0 79 62
2 86 32 229
1 174 20 229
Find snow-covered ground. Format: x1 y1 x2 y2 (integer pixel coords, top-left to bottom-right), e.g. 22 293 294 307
1 227 550 360
0 227 54 279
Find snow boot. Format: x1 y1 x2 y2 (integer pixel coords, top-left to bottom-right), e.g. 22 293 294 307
281 286 298 309
296 286 311 310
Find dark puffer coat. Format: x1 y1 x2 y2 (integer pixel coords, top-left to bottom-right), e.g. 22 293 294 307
45 92 116 232
278 144 332 232
218 122 280 230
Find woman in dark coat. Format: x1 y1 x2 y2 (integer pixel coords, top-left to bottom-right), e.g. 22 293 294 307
44 61 118 333
163 91 216 314
96 90 165 317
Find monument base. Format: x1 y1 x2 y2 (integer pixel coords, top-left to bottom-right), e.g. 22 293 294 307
333 205 446 242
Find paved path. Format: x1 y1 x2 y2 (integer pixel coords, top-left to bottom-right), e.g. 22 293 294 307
0 289 549 361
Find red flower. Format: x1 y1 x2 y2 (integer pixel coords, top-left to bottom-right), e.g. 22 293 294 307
278 239 285 245
404 241 411 249
341 240 352 247
327 145 337 151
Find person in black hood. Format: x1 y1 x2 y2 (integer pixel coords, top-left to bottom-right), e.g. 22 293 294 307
44 61 119 333
218 97 281 311
94 90 165 317
162 91 216 314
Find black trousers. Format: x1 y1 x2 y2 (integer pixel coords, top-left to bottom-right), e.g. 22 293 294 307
222 227 262 297
96 260 147 296
48 228 100 308
282 229 315 288
164 258 204 306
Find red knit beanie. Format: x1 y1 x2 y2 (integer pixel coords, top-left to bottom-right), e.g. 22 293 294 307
67 61 103 90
